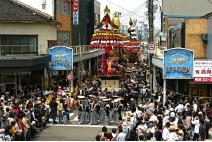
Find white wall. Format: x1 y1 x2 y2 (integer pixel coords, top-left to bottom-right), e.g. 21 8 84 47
18 0 54 17
0 23 57 55
101 79 120 92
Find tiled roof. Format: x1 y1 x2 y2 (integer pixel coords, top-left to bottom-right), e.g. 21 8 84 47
0 0 60 25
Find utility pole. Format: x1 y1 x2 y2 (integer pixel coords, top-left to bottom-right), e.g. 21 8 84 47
148 0 154 93
160 7 163 46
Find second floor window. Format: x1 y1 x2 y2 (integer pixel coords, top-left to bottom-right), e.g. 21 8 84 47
56 0 70 16
0 35 38 55
57 30 70 46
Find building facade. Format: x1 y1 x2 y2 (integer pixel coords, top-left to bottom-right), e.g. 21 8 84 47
0 0 59 95
150 0 212 100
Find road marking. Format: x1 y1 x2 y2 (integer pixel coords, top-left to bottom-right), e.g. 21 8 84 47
69 113 74 118
73 116 78 121
47 124 117 128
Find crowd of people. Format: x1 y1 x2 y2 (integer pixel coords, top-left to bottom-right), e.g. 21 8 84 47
88 58 212 141
0 57 211 141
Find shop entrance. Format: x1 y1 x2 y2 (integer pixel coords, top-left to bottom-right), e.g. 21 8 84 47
0 84 15 94
5 84 15 94
0 84 5 93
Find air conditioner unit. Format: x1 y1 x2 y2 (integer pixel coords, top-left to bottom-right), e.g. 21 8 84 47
42 0 46 9
42 0 46 5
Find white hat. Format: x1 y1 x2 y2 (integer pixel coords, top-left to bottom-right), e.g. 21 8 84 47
122 122 127 128
31 121 36 125
198 111 203 115
169 108 174 111
0 129 5 133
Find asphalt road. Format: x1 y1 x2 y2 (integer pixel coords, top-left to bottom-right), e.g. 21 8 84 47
33 108 116 141
33 125 113 141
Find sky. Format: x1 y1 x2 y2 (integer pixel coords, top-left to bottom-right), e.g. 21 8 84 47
97 0 162 30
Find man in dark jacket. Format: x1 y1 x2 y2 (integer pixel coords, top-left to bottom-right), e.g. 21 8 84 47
49 97 58 124
199 118 206 141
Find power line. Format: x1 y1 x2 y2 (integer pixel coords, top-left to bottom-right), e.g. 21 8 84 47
120 2 147 24
105 0 146 18
208 0 212 4
168 0 174 14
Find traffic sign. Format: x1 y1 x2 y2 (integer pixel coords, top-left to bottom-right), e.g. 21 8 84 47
66 74 74 81
148 42 155 50
148 42 156 53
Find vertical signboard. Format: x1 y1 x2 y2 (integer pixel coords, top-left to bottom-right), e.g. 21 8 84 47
49 46 73 70
163 48 194 79
73 0 79 25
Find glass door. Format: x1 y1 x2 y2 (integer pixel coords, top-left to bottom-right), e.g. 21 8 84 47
0 84 5 93
5 84 14 95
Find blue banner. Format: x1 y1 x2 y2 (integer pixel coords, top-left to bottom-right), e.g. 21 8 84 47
49 46 73 70
163 48 194 79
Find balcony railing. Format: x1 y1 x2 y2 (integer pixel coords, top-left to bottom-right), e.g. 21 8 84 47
0 45 104 56
71 45 103 55
0 45 42 56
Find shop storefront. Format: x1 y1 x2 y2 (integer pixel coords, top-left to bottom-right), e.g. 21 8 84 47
189 60 212 102
0 55 51 96
49 46 73 91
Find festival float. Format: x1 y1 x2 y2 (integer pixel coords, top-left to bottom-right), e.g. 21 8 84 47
90 6 128 92
125 18 142 68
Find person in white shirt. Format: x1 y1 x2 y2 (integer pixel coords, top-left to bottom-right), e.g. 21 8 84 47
14 120 22 140
184 101 190 111
163 111 170 127
149 109 158 123
175 101 184 114
169 108 175 118
146 121 155 134
136 121 147 137
168 126 178 141
162 122 170 141
193 101 198 112
116 128 127 141
191 116 200 141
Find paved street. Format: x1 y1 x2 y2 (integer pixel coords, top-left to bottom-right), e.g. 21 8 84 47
33 125 113 141
33 108 117 141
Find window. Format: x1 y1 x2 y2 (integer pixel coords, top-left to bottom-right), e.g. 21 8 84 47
94 13 100 26
56 0 70 16
57 31 70 46
0 35 38 55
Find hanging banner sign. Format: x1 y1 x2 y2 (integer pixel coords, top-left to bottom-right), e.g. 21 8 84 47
49 46 73 70
73 0 79 25
163 48 194 79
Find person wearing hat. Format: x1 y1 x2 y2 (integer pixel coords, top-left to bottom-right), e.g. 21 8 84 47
79 99 89 124
177 129 184 141
122 121 130 139
112 99 119 125
99 97 106 121
103 99 110 125
168 126 178 141
90 98 99 125
117 99 124 123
